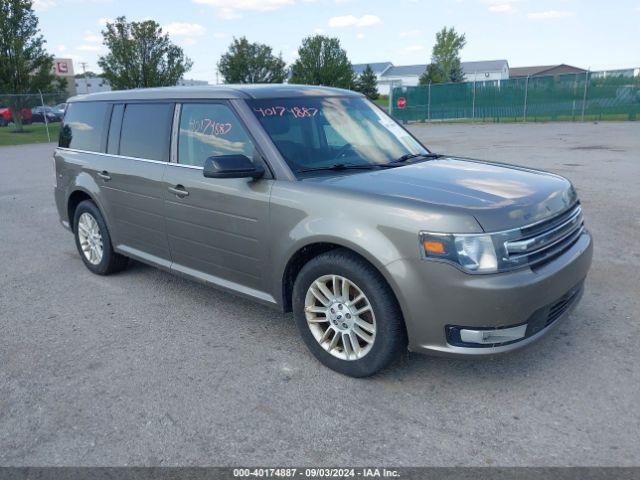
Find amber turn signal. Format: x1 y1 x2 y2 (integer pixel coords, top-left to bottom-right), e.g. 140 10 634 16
423 240 446 254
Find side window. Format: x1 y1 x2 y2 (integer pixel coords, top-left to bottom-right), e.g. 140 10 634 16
59 102 108 151
106 104 123 154
119 103 173 161
178 103 255 167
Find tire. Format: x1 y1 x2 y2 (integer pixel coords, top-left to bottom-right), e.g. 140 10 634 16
292 249 407 377
73 200 128 275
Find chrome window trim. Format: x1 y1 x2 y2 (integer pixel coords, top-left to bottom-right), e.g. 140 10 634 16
56 147 168 165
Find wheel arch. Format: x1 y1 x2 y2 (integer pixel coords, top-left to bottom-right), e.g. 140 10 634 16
280 239 407 327
67 189 94 232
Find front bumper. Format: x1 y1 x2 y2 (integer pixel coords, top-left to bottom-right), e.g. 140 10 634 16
386 230 593 356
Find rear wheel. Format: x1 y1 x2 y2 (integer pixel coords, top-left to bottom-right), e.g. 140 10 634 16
73 200 128 275
292 249 406 377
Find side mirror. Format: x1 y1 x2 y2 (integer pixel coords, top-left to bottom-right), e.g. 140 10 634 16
203 155 264 180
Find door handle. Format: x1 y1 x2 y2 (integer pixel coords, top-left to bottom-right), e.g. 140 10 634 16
168 185 189 198
97 170 111 181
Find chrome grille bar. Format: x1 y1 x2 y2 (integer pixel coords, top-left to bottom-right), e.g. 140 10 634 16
505 205 583 260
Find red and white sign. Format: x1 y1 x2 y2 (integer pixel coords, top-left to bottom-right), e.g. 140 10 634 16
396 97 407 109
52 58 74 76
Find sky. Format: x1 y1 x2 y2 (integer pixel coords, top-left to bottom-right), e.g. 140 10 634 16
33 0 640 83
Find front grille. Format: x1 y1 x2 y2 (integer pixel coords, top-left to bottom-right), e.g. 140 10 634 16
504 203 584 268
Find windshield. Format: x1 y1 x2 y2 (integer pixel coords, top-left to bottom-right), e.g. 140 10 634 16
247 96 428 175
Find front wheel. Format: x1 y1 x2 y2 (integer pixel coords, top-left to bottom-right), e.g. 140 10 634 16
292 249 407 377
73 200 128 275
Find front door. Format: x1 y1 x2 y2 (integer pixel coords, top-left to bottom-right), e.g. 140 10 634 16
163 102 274 302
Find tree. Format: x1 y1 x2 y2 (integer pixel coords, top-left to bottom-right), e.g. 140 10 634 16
419 63 444 84
0 0 56 130
218 37 286 84
75 71 101 79
419 27 466 85
354 64 379 99
98 16 193 90
290 35 354 89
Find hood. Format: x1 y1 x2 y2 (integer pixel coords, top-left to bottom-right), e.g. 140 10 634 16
301 157 577 232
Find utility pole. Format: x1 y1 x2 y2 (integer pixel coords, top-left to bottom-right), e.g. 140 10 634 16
80 62 89 93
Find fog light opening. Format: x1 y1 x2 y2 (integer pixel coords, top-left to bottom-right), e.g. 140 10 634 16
447 324 527 347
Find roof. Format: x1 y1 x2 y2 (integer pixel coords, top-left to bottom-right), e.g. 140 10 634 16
381 60 508 78
352 62 393 75
68 84 361 102
384 64 428 77
461 59 508 74
509 64 587 78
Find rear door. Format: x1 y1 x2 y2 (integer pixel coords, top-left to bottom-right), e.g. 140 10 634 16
163 101 274 302
97 102 173 267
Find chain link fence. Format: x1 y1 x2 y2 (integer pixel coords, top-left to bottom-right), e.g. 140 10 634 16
390 70 640 123
0 92 67 144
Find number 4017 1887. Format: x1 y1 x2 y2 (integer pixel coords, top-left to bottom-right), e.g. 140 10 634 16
254 106 318 118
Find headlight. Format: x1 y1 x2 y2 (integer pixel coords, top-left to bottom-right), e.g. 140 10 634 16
420 232 499 273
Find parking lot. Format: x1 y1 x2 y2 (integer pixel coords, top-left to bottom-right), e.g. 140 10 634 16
1 122 639 466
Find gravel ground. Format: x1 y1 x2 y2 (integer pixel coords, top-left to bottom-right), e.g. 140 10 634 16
0 121 638 466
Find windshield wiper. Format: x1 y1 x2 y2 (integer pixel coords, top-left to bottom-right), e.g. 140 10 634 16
390 152 443 164
298 163 386 173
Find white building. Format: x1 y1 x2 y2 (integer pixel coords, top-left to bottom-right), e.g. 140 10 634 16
461 60 509 82
177 78 210 87
74 76 111 95
74 77 209 95
352 60 510 95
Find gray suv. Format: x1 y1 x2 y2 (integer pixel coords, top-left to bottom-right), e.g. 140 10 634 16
54 85 592 377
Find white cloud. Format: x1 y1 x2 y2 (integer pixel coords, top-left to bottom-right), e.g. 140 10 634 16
399 29 422 38
401 44 425 55
83 31 101 43
76 44 101 52
328 14 381 28
57 44 66 52
527 10 575 19
164 22 206 36
193 0 294 19
481 0 519 13
217 7 242 19
97 17 112 27
356 32 365 39
33 0 56 11
314 27 325 34
212 32 227 39
489 4 514 12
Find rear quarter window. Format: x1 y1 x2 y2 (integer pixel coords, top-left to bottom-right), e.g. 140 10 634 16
59 102 109 151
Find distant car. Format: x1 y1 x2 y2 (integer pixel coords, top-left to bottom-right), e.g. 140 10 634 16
0 106 32 127
53 103 67 114
31 106 63 123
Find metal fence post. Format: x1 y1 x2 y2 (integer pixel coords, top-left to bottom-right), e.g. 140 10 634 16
581 69 590 122
38 90 51 142
523 75 529 122
427 82 431 121
472 74 476 120
388 82 394 116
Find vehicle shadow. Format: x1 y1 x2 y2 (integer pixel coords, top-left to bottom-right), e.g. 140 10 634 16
123 258 586 385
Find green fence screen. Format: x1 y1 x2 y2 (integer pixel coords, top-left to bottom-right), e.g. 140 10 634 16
390 71 640 123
